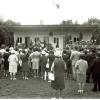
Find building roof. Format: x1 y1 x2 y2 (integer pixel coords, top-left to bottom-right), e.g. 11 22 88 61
7 25 98 33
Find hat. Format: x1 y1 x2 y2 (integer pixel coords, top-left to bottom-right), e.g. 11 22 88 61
49 50 54 54
79 54 85 59
42 51 46 55
11 50 15 54
54 51 62 57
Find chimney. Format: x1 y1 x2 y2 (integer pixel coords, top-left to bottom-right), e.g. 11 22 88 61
40 20 43 25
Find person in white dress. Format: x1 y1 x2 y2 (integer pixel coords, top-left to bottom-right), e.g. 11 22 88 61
8 50 18 80
30 48 40 77
70 46 80 81
75 54 88 94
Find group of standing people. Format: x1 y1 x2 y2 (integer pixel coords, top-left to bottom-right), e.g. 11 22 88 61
0 44 100 99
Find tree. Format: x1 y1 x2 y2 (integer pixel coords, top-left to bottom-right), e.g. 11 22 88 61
61 20 73 25
91 29 100 45
75 20 79 25
0 19 21 47
4 19 21 26
83 18 100 25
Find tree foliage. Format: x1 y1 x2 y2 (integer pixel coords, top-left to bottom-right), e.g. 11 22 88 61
83 18 100 25
0 19 21 47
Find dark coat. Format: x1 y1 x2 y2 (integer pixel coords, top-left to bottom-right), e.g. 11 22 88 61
48 54 55 71
90 57 100 78
3 52 10 70
40 55 47 72
21 53 29 72
51 58 66 90
86 53 96 75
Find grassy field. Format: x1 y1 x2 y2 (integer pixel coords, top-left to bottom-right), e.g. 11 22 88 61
0 74 100 99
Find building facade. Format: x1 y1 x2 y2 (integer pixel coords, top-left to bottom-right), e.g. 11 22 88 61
8 25 98 49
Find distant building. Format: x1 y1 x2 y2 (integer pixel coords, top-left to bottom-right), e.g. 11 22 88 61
8 25 98 49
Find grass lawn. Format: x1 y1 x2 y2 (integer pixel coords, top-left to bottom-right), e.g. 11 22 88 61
0 74 99 99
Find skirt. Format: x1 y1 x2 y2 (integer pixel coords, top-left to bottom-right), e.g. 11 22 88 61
77 73 86 83
9 65 17 73
32 60 39 70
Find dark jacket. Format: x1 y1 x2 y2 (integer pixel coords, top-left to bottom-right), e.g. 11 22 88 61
90 57 100 78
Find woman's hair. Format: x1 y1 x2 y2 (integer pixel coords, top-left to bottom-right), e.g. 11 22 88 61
80 54 85 60
6 48 9 52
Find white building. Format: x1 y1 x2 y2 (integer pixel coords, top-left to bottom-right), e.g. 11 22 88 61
8 25 97 49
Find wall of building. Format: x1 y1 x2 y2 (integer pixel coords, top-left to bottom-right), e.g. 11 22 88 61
14 31 64 49
13 25 94 49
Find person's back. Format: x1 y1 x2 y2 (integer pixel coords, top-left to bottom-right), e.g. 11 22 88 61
48 54 55 62
76 59 88 74
87 52 96 67
3 52 10 61
40 55 47 66
54 58 65 75
21 53 28 63
8 54 18 66
71 51 80 61
91 57 100 75
86 50 96 83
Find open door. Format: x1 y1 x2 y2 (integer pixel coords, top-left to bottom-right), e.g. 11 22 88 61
25 37 30 48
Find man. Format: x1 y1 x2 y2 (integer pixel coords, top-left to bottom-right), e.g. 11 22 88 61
90 51 100 92
86 49 96 83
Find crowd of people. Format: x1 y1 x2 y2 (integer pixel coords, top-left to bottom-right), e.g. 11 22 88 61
0 43 100 98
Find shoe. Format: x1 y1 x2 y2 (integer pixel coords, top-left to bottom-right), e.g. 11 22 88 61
48 80 51 82
98 88 100 91
59 97 63 99
78 90 81 93
92 89 97 92
51 97 56 99
23 77 25 79
81 90 84 94
13 78 16 80
41 77 43 79
10 78 12 80
25 77 29 80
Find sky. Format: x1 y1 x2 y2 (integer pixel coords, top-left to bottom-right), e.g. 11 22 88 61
0 0 100 25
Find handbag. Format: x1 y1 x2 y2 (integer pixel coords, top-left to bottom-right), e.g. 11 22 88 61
48 72 55 81
19 60 22 66
46 63 49 68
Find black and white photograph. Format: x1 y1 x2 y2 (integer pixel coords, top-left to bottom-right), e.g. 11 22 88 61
0 0 100 99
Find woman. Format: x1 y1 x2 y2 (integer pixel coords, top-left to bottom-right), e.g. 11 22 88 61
3 48 10 77
51 51 66 99
30 48 40 78
40 50 47 80
21 50 29 80
75 54 88 94
8 50 18 80
48 50 55 73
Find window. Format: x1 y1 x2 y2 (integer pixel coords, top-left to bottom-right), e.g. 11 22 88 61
49 31 53 36
77 37 79 41
17 37 20 43
35 38 37 43
17 37 22 43
74 37 77 42
25 37 30 47
56 38 59 48
34 37 39 43
20 37 22 43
